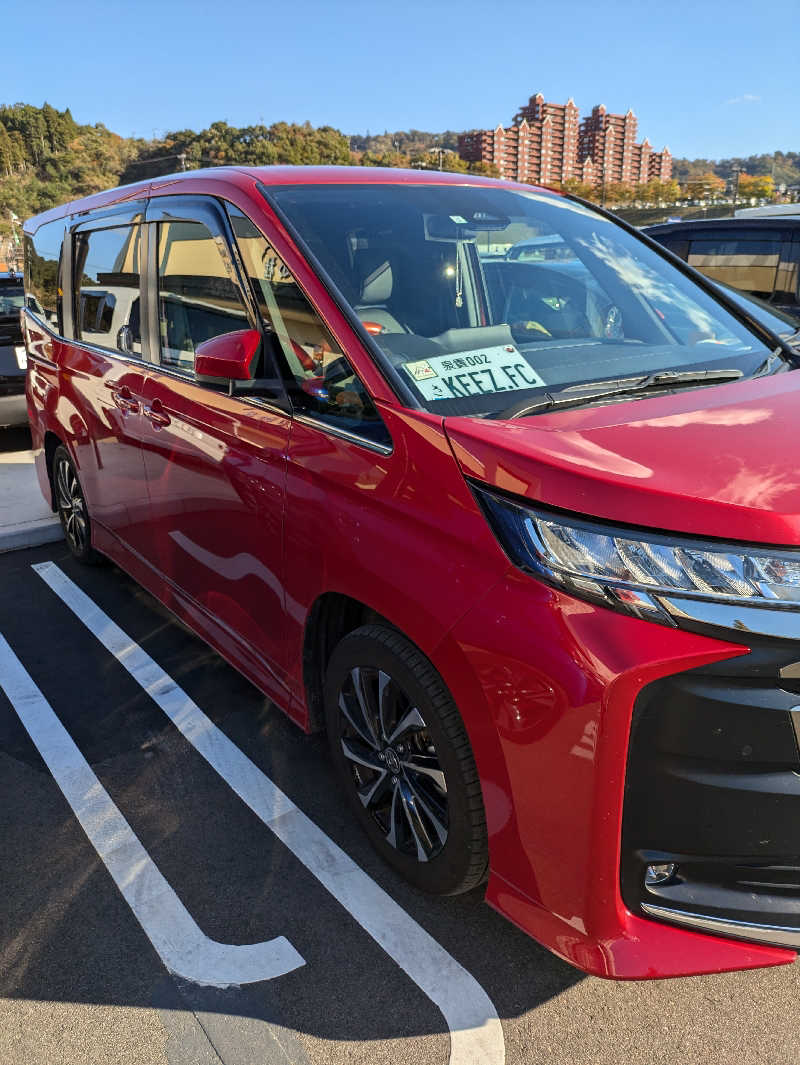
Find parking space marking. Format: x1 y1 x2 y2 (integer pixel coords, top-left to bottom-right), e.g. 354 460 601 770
0 631 305 989
34 560 506 1065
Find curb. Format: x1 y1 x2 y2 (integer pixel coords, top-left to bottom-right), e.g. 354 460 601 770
0 520 64 554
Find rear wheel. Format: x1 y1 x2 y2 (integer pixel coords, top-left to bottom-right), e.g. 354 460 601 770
53 445 102 564
324 624 488 895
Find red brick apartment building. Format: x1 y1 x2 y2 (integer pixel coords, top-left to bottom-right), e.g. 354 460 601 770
458 94 671 187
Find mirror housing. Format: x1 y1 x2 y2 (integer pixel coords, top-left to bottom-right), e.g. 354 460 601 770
117 324 134 353
195 329 260 381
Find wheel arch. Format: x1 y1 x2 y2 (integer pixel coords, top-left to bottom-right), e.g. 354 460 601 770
300 590 515 869
43 429 65 510
302 592 392 733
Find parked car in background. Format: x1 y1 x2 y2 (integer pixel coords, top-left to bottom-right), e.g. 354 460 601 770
23 167 800 981
645 216 800 315
0 269 29 428
735 204 800 219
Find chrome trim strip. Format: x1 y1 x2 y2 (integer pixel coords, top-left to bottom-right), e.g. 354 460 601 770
26 351 58 371
658 595 800 641
292 414 393 455
23 309 62 341
68 337 152 367
642 902 800 950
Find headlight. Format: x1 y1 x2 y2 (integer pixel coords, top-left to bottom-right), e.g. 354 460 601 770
474 484 800 637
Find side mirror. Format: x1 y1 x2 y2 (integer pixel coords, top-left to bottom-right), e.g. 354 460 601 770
195 329 260 380
117 325 133 353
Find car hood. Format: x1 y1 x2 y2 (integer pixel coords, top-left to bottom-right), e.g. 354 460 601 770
445 372 800 545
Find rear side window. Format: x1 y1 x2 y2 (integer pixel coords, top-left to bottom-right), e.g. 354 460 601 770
157 220 250 373
24 219 64 332
228 205 390 447
687 232 782 300
73 226 142 355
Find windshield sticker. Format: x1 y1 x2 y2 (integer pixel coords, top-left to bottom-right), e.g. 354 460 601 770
403 345 545 401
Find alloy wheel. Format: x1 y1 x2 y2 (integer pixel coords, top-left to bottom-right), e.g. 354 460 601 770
337 666 449 862
55 456 89 555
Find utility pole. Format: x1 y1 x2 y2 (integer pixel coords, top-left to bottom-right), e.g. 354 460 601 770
7 211 20 271
730 165 742 216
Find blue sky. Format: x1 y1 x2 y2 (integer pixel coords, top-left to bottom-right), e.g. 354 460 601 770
4 0 796 160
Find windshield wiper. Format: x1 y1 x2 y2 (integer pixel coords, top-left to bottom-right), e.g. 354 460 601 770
752 348 788 376
495 367 745 420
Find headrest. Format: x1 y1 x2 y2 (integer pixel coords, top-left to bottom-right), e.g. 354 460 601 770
356 252 393 305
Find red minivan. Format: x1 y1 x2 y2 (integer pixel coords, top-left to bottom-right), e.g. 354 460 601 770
22 167 800 979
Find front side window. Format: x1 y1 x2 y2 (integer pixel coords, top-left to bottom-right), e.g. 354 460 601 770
228 205 389 445
73 226 142 355
267 184 783 419
24 218 64 332
157 220 249 373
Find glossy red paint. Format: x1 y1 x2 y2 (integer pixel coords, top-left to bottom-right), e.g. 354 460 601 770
23 167 799 980
435 572 790 977
446 369 800 545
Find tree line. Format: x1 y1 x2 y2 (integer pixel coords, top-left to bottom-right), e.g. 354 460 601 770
1 103 797 239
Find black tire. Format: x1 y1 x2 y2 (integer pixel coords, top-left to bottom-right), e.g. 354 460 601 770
324 624 488 895
52 445 102 564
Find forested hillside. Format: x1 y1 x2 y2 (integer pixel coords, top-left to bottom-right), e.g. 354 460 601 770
0 104 485 235
672 151 800 185
0 103 146 232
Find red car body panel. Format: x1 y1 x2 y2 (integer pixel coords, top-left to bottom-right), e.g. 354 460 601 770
137 370 293 696
23 167 799 979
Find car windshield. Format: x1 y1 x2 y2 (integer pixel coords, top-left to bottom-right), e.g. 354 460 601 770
0 281 25 315
267 184 781 418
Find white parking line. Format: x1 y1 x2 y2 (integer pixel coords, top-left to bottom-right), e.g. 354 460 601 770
0 631 305 989
34 560 506 1065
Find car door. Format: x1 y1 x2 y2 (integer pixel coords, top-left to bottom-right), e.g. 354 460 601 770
220 207 396 715
65 208 153 552
137 195 293 698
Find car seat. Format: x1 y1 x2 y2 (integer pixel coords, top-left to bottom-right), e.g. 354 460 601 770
352 250 407 334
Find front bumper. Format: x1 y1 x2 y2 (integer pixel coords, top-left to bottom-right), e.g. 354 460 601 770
437 570 797 978
622 643 800 951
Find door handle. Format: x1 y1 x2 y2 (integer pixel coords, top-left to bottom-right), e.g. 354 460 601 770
143 398 171 428
105 381 140 413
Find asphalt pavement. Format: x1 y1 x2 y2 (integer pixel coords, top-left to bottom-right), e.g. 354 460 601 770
0 433 799 1065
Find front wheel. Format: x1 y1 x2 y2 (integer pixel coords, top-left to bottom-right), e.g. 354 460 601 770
324 624 488 895
53 445 102 564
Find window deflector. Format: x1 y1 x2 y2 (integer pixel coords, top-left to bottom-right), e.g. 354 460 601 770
144 197 253 364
